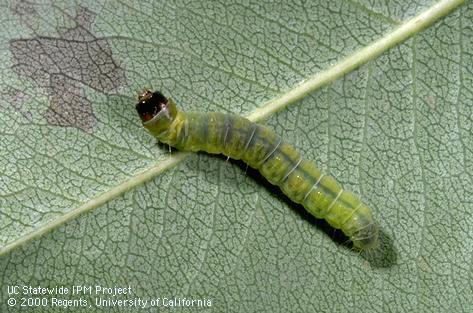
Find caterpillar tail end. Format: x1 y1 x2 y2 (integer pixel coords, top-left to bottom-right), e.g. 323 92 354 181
351 222 379 251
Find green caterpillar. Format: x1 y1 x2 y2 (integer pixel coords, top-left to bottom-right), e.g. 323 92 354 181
135 90 379 251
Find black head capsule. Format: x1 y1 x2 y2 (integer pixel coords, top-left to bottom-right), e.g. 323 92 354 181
135 90 169 122
135 89 179 137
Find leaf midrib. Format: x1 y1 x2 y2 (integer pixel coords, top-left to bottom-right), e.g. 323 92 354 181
0 0 465 256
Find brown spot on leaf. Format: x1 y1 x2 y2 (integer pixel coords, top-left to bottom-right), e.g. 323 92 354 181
12 0 38 31
9 5 126 133
0 87 33 122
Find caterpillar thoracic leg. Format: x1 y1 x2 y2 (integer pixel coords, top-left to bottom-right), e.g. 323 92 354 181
135 90 379 251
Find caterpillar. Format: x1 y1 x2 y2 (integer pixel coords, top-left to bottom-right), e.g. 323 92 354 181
135 90 379 251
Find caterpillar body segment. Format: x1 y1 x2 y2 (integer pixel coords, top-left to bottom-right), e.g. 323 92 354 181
136 90 379 250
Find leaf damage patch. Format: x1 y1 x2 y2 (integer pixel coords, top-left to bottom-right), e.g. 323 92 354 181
9 5 126 133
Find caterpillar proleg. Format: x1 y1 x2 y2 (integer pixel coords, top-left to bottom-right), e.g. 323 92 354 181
135 90 379 251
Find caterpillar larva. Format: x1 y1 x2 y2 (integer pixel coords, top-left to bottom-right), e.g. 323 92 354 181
135 90 379 251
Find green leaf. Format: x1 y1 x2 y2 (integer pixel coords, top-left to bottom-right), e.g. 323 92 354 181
1 0 471 312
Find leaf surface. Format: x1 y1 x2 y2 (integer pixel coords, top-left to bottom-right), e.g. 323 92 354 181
1 1 471 312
